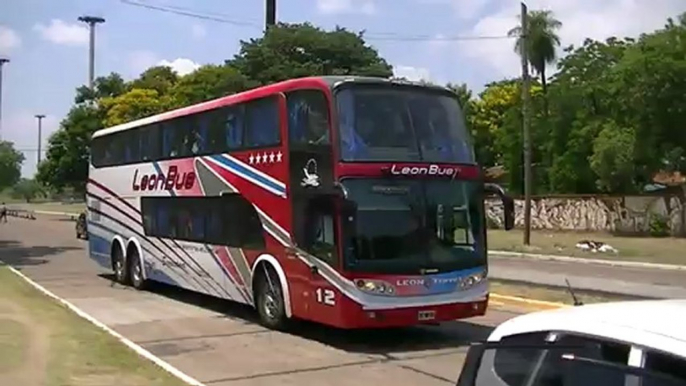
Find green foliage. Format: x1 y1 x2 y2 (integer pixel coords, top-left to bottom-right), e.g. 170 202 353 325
36 104 104 193
0 141 25 191
589 121 637 193
231 22 393 85
648 214 670 237
171 64 258 106
10 178 44 203
101 88 178 127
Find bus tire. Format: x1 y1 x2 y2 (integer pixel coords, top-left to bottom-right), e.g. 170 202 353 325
255 264 288 330
128 249 147 290
112 243 130 285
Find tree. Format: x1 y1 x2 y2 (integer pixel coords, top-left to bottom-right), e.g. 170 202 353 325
231 23 393 85
590 121 637 193
101 88 178 127
36 104 103 193
75 72 128 104
0 141 25 191
129 66 179 95
10 178 44 202
508 9 562 110
171 64 258 106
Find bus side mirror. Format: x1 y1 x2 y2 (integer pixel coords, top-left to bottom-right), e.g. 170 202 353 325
484 183 515 231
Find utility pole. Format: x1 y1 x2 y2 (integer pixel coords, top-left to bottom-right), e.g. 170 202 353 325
35 114 45 165
265 0 276 29
0 58 9 141
77 16 105 89
520 2 532 245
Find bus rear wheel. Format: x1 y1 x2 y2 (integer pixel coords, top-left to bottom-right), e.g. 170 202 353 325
128 250 147 290
255 265 288 330
112 245 130 285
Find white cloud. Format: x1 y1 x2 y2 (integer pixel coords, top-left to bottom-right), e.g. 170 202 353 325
317 0 376 15
393 65 432 82
3 111 59 177
191 24 207 39
0 26 21 55
128 51 201 77
158 58 201 76
33 19 89 46
460 0 685 78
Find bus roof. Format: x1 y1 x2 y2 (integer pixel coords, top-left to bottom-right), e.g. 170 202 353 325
92 75 455 139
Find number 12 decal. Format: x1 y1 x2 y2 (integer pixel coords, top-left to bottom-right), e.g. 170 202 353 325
315 288 336 306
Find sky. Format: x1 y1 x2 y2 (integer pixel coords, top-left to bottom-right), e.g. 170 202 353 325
0 0 684 177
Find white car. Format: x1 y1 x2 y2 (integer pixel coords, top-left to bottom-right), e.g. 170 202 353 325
457 299 686 385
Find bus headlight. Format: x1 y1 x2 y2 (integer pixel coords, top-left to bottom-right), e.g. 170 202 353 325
355 279 396 295
460 271 487 290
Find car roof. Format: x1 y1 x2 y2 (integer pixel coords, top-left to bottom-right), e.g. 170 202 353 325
488 299 686 358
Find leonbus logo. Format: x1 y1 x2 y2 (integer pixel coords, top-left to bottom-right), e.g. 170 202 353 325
389 164 458 177
132 166 196 191
395 277 461 287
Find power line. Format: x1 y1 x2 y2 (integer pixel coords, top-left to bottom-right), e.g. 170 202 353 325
119 0 514 42
119 0 262 28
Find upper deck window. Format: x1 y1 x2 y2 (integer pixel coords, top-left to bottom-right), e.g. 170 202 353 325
335 84 475 164
286 90 330 146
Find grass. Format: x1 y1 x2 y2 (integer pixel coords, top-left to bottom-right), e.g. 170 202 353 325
0 319 28 373
0 266 187 386
490 279 634 307
488 228 686 266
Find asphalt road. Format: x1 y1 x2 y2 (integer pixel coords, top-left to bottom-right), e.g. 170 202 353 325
489 254 686 299
0 215 523 386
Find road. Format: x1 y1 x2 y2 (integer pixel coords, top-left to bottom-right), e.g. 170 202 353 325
0 215 523 386
489 254 686 299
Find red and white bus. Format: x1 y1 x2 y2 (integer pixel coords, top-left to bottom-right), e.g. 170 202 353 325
86 76 515 329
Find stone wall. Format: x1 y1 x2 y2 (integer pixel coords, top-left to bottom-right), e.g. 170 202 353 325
486 193 686 236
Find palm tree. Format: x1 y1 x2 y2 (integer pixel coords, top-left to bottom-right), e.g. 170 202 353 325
508 10 562 104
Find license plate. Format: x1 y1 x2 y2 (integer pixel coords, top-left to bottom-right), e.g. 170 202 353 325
418 310 436 321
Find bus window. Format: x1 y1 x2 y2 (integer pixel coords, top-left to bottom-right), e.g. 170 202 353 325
223 106 245 150
286 90 330 146
245 97 280 148
140 124 160 162
303 197 338 266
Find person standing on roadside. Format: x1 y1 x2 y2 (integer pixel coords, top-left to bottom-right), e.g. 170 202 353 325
0 202 7 223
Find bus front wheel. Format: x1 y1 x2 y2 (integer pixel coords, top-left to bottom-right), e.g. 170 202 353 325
255 265 288 330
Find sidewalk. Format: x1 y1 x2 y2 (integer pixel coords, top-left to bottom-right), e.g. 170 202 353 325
488 253 686 299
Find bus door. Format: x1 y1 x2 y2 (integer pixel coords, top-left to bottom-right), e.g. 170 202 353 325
285 88 342 325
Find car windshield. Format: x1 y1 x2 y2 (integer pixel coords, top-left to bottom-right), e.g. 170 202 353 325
335 84 475 163
341 178 484 274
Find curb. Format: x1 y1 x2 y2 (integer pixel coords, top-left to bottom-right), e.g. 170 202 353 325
489 250 686 271
5 265 206 386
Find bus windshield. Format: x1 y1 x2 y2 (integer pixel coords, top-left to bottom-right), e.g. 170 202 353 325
341 178 485 274
335 84 475 163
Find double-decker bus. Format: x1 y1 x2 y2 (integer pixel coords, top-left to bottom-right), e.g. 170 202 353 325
86 76 515 330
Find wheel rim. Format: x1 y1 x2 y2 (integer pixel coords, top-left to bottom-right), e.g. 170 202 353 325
132 258 141 283
115 258 123 277
263 287 279 320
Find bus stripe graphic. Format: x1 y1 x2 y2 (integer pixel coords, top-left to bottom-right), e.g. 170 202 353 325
87 179 231 298
226 247 253 302
206 155 286 198
212 247 251 303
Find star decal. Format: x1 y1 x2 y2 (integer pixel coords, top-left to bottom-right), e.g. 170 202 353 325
247 151 284 165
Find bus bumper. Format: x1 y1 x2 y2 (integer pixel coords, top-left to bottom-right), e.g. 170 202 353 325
338 297 489 329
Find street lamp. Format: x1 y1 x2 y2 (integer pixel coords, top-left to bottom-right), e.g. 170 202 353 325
0 57 9 141
77 16 106 89
35 114 45 165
